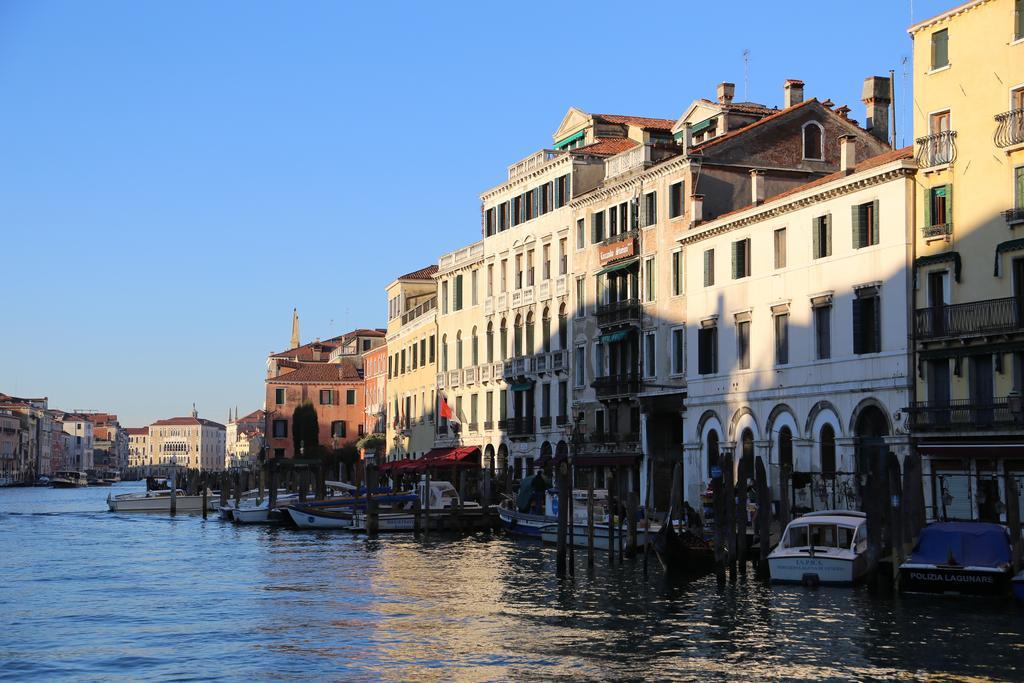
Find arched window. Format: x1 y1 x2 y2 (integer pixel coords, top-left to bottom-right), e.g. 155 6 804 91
558 303 568 350
499 318 508 361
820 424 836 478
541 307 551 352
441 335 448 372
486 322 494 363
471 326 479 366
707 430 720 478
526 311 535 355
778 426 793 473
455 330 463 369
741 428 754 461
803 121 824 160
514 314 524 357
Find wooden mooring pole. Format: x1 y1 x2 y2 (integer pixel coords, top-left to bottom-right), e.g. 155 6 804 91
555 460 569 578
587 469 595 569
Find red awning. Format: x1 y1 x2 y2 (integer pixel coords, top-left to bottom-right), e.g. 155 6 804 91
413 446 481 472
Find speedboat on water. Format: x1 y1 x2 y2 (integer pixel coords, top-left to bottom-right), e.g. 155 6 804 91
108 488 216 513
899 522 1012 596
768 510 868 586
51 471 89 488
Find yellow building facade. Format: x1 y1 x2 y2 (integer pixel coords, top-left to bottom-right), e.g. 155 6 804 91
908 0 1024 521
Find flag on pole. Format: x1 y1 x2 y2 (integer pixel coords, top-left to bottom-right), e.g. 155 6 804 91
439 395 453 420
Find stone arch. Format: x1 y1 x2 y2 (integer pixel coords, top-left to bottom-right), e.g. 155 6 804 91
805 400 843 437
555 440 568 459
496 442 509 471
766 403 800 441
728 406 760 441
483 443 496 471
848 397 892 437
694 409 723 442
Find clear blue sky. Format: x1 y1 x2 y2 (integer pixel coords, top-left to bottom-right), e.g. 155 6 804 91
0 0 951 427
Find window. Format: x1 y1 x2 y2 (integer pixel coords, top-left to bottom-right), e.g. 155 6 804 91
498 202 508 231
671 250 683 296
814 302 832 360
575 277 585 318
400 349 406 373
931 28 949 69
737 320 750 370
1017 0 1024 40
671 327 685 375
471 269 478 305
275 388 285 405
526 249 535 286
576 218 585 250
456 331 463 369
441 280 449 314
812 214 832 259
541 383 551 418
853 287 881 355
925 185 952 231
453 274 464 311
429 335 435 363
802 122 824 160
346 389 356 405
499 319 508 360
487 264 493 296
852 201 879 248
731 238 751 279
319 389 333 405
541 309 551 353
485 207 495 236
820 425 836 478
774 312 789 365
441 335 448 372
774 228 787 269
420 338 426 365
515 254 523 289
486 323 494 363
1016 166 1024 210
644 256 656 301
542 244 551 280
272 420 287 438
703 249 715 287
574 346 585 387
669 181 684 219
558 380 568 418
592 211 605 243
486 391 493 423
559 237 568 275
470 394 479 426
608 205 618 237
643 191 657 227
644 332 656 378
331 421 346 438
558 305 567 350
697 326 717 375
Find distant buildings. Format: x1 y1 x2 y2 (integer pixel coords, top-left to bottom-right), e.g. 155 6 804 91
148 407 226 470
226 408 266 467
125 427 149 468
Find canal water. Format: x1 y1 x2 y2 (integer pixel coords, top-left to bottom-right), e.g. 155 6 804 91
0 483 1021 682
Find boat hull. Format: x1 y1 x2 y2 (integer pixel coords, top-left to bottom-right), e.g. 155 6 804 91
497 506 550 537
899 564 1011 596
539 523 654 551
285 506 354 529
769 554 865 586
108 495 213 513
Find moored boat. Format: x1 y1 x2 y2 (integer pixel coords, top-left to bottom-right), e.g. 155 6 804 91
497 476 610 539
768 510 868 586
51 471 89 488
538 520 657 551
107 488 216 513
899 522 1012 596
653 522 716 578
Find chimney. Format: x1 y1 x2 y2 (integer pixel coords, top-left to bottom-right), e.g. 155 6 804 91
861 76 892 145
839 135 857 174
716 82 735 105
679 121 692 155
784 79 805 108
750 170 765 205
690 194 704 224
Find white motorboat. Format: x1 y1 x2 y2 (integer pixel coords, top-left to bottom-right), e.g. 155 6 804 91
539 520 657 551
331 481 477 532
107 488 216 513
51 471 89 488
497 474 610 539
226 482 356 524
285 505 356 529
768 510 868 586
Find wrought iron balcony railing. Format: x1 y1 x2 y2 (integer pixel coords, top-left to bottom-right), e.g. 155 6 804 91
915 130 957 167
503 417 535 437
596 298 641 327
599 229 639 247
922 222 953 240
556 415 569 427
550 349 568 372
908 398 1023 431
592 373 643 398
580 431 643 455
914 297 1023 340
539 416 552 428
1004 208 1024 226
994 109 1024 148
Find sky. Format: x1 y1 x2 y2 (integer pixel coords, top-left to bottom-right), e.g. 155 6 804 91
0 0 954 427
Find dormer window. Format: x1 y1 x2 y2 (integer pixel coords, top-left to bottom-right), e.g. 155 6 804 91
802 121 824 160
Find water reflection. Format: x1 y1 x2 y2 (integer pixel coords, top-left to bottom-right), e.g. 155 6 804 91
0 485 1020 681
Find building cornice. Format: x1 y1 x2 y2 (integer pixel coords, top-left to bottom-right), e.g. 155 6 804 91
571 156 691 209
480 153 575 203
907 0 990 35
678 162 915 247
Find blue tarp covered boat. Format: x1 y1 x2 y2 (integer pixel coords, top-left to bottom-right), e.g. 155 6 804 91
899 522 1012 596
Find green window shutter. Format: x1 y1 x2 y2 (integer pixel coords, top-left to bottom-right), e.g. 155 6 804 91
871 200 880 245
852 299 863 354
852 204 863 249
825 214 832 256
944 184 953 225
813 217 821 258
1016 167 1024 207
872 296 881 352
732 241 740 278
923 188 932 227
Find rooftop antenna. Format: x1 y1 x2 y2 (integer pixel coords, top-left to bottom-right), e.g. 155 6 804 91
742 49 750 101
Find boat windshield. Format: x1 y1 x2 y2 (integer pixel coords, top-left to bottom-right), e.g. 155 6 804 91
785 523 857 549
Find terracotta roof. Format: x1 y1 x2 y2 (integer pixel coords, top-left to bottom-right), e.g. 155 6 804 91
151 416 226 429
269 362 363 384
692 99 817 152
593 114 675 131
707 146 914 223
237 409 266 423
345 328 385 338
124 427 149 435
397 265 438 281
571 138 640 156
271 335 345 359
724 102 776 116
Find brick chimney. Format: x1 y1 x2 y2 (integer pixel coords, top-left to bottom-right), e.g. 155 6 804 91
839 135 857 174
784 79 805 108
717 82 735 105
680 121 692 155
690 194 704 224
861 76 892 145
750 170 765 205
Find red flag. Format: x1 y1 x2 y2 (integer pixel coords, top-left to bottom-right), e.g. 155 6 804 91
439 395 453 420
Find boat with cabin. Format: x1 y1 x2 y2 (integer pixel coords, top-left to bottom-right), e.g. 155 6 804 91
899 522 1012 596
107 488 216 513
768 510 868 586
497 474 610 538
50 471 89 488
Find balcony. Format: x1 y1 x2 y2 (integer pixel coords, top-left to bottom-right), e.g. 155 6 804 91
597 298 642 328
556 275 567 296
914 297 1023 340
539 280 551 301
464 366 477 385
483 420 494 431
908 398 1023 431
592 373 643 399
478 364 492 383
1004 208 1024 226
994 109 1024 149
491 362 504 382
539 416 552 428
467 422 479 432
550 349 568 373
436 372 446 390
436 424 448 435
533 352 549 375
400 297 436 326
504 416 535 437
448 370 462 388
922 222 953 241
600 229 639 247
507 149 563 181
915 130 957 168
556 415 569 427
580 432 643 455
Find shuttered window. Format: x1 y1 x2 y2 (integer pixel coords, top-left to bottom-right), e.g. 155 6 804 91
853 289 881 355
812 214 832 259
643 191 657 227
703 249 715 287
697 326 717 375
774 313 789 365
852 200 880 248
731 238 751 279
774 228 787 269
672 250 683 296
737 321 750 370
592 211 605 243
671 327 685 375
669 181 685 219
814 304 832 360
931 29 949 69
